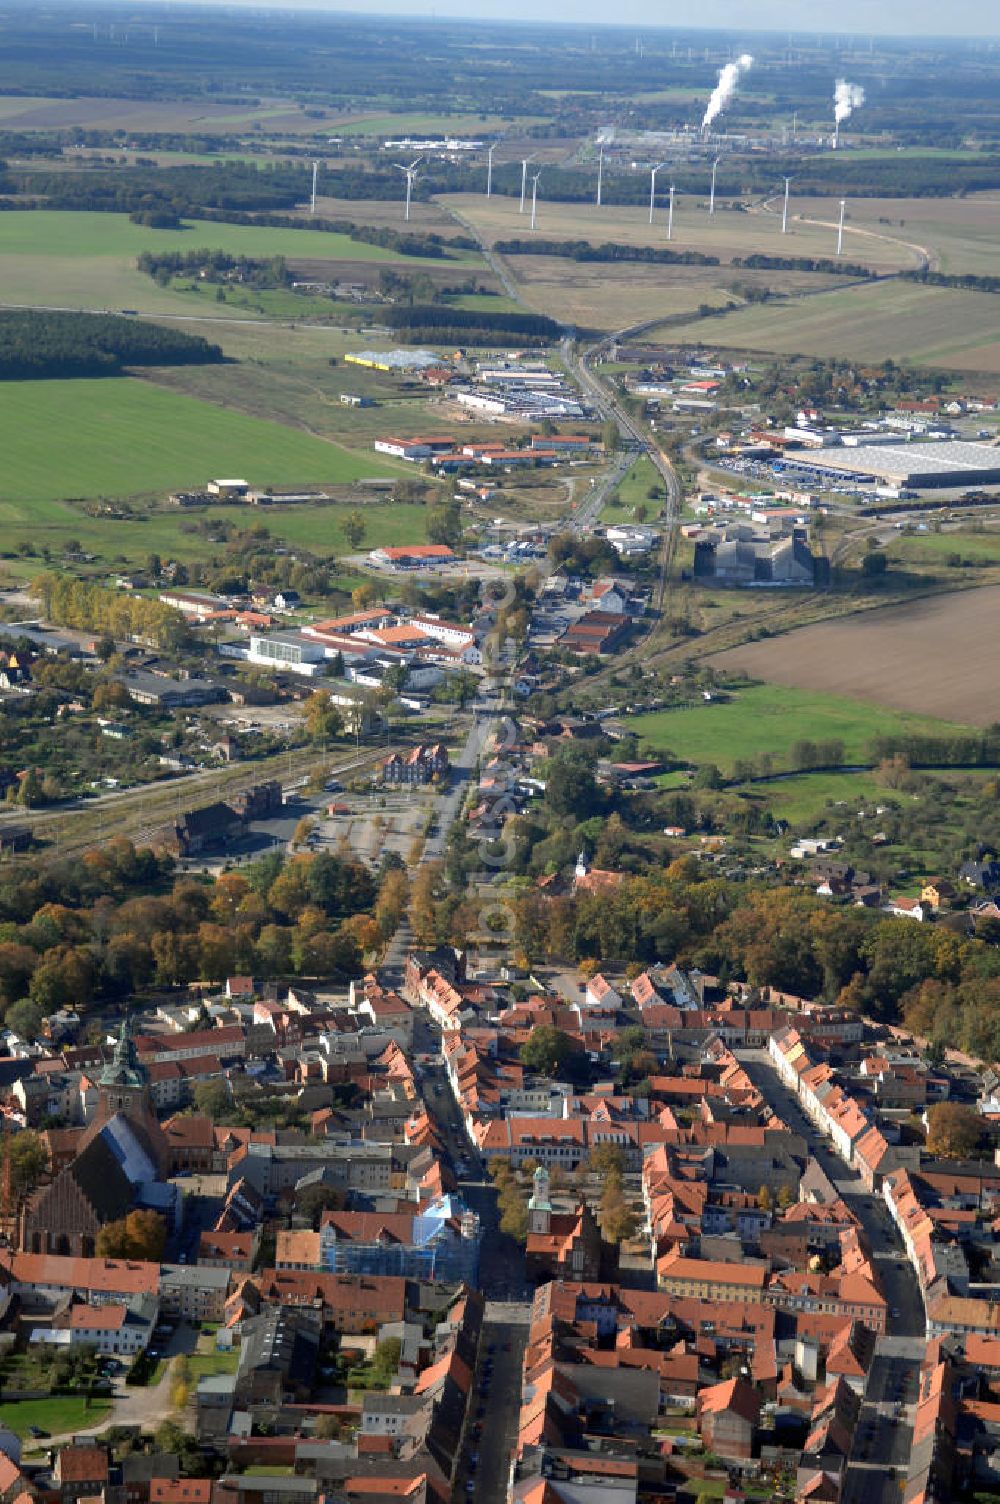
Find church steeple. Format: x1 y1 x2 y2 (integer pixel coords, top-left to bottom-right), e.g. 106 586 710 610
101 1014 146 1089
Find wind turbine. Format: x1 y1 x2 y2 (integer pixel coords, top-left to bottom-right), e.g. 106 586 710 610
310 160 320 215
530 171 541 231
486 143 498 199
649 162 666 225
519 156 534 214
782 176 791 234
666 183 676 241
596 143 604 208
836 197 846 255
394 157 422 223
709 156 720 215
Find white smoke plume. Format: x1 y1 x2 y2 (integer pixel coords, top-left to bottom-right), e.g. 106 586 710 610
702 53 754 131
834 79 865 125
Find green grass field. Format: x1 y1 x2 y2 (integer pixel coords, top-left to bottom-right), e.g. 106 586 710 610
601 454 661 521
0 210 480 317
629 683 971 776
0 1394 112 1439
0 377 387 504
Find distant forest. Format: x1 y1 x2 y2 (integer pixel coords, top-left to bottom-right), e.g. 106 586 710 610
0 310 224 380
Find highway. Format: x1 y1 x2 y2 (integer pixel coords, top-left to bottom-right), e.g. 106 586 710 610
735 1049 926 1504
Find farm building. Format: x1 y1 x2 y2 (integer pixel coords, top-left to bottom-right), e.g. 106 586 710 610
786 440 1000 490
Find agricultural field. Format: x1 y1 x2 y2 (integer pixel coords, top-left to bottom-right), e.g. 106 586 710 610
664 277 1000 371
629 682 970 776
0 374 393 504
0 92 344 134
711 586 1000 727
801 192 1000 278
501 255 737 332
0 210 481 318
439 192 918 272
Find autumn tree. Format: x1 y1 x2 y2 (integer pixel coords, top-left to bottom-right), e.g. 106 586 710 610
5 1129 48 1202
96 1209 166 1261
925 1101 982 1160
599 1180 636 1244
588 1143 627 1179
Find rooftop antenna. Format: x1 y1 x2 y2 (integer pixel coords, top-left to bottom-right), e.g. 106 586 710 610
486 142 497 199
666 183 676 241
530 171 541 231
596 143 604 207
394 157 422 222
709 156 720 215
310 160 319 215
649 161 666 225
782 176 791 234
836 197 846 255
519 156 534 214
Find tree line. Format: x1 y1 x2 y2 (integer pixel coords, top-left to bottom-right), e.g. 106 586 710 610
732 253 875 279
33 572 190 651
0 309 222 381
383 303 561 342
493 238 719 267
900 268 1000 296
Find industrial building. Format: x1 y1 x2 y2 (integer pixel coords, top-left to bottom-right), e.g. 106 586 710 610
784 440 1000 490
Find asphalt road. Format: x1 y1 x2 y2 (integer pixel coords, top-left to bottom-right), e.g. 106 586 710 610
735 1049 926 1500
455 1310 531 1504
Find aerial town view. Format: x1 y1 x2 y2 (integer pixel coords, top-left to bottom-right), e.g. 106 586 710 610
0 0 999 1501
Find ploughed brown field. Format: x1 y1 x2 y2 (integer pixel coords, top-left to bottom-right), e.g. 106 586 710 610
710 586 1000 727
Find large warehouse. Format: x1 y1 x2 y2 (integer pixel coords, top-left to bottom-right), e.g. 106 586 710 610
784 440 1000 490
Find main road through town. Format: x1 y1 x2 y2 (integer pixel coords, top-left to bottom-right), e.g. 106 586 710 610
735 1049 926 1504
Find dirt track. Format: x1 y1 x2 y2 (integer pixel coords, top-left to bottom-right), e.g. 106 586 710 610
711 586 999 726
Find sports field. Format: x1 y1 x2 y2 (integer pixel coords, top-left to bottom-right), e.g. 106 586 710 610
0 210 480 317
0 377 388 504
710 587 1000 728
664 278 1000 371
628 682 970 776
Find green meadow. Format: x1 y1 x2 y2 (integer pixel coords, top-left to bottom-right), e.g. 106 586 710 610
629 683 971 776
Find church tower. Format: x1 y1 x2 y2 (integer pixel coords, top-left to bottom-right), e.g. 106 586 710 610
527 1163 552 1236
82 1015 169 1177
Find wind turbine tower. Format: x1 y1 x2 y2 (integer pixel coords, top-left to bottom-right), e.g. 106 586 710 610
310 161 320 215
486 143 497 199
709 156 720 215
596 144 604 208
782 176 791 234
666 183 676 241
649 162 666 225
395 158 422 222
530 172 541 232
519 157 533 214
836 198 846 255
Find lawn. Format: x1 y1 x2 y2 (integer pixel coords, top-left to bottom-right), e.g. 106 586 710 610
0 1394 112 1439
186 1349 240 1380
742 770 890 826
628 683 971 777
0 377 389 505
